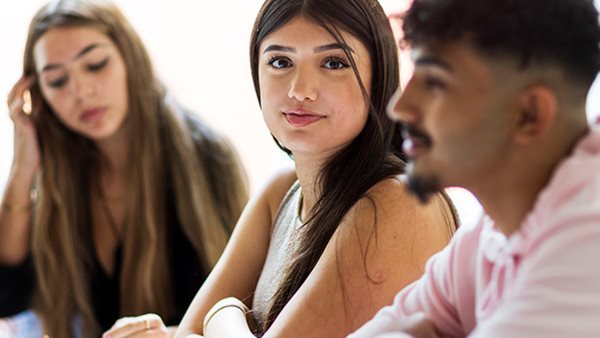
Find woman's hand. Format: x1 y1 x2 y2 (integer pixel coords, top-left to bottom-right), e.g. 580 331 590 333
102 313 170 338
7 76 40 178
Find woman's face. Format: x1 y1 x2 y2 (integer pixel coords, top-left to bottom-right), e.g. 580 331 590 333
258 16 372 159
34 26 128 141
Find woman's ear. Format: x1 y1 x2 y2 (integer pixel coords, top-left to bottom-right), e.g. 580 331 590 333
512 85 557 145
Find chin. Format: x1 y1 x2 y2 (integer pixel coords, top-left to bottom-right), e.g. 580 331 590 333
81 126 120 141
283 141 329 156
405 161 442 204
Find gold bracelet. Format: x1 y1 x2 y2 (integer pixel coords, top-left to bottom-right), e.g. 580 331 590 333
203 298 249 334
1 188 37 214
1 201 31 214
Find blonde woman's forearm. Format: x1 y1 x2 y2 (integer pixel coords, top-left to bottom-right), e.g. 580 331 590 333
0 167 36 265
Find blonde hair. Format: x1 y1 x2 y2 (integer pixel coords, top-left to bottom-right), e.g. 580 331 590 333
23 1 248 337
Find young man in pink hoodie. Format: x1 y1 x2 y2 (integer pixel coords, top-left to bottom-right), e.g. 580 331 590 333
350 0 600 337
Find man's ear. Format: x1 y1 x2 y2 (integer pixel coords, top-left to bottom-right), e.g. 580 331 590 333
513 85 557 145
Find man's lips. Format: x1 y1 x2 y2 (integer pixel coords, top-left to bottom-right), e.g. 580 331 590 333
284 109 325 127
401 124 432 157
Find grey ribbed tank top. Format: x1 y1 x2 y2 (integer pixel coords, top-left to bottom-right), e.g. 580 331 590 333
252 180 303 329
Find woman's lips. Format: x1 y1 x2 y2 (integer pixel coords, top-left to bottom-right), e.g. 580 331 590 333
80 107 107 123
284 109 324 127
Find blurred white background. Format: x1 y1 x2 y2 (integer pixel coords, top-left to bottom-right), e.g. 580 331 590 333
1 0 599 226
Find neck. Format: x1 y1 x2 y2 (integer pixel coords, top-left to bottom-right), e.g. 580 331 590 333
293 152 329 221
472 124 588 237
473 166 550 237
94 125 130 177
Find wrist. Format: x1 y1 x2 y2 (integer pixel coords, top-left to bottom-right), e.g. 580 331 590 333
2 174 38 215
9 164 38 182
1 200 32 214
203 297 250 334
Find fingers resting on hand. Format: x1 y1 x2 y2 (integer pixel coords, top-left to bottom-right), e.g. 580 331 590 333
103 313 169 338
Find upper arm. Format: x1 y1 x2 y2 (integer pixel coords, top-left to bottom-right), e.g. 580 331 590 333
175 167 296 337
263 178 455 338
351 213 485 338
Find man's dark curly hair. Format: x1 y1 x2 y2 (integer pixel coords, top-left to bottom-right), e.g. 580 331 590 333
403 0 600 87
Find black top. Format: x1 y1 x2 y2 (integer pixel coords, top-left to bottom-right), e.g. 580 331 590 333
0 112 241 330
0 208 206 331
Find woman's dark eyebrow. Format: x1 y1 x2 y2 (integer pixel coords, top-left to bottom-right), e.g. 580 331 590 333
40 43 106 73
262 45 296 54
313 43 354 53
262 42 355 54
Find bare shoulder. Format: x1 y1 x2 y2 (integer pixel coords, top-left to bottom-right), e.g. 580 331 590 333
351 175 455 238
254 166 297 221
336 174 456 281
262 175 457 336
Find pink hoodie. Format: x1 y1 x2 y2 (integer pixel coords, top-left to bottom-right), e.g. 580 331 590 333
350 123 600 338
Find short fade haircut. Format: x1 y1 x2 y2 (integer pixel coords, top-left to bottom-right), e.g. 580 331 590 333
403 0 600 88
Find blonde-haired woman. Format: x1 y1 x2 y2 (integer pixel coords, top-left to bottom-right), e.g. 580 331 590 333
0 0 248 337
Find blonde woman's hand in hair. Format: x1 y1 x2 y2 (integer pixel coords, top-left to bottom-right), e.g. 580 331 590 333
0 76 39 265
7 76 40 178
102 313 172 338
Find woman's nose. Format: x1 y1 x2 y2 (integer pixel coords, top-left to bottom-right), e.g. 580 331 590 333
71 74 97 101
288 68 318 102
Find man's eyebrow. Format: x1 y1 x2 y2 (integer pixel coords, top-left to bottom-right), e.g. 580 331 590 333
414 56 454 72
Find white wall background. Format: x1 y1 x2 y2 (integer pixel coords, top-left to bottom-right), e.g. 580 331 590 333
1 1 599 226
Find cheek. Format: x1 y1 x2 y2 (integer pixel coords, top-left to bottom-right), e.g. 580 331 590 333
338 83 369 122
98 54 124 85
116 73 129 108
258 77 283 112
105 64 129 111
41 87 71 118
435 115 498 168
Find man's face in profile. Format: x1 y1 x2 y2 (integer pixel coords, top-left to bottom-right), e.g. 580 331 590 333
387 41 514 202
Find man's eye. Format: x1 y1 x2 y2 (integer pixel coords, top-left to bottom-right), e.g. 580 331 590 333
424 76 447 90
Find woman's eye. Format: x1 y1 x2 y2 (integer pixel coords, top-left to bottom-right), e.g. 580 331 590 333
323 57 349 70
48 77 67 88
88 58 109 72
267 57 292 69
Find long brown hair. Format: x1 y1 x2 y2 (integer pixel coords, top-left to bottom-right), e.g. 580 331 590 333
23 0 248 337
249 0 437 333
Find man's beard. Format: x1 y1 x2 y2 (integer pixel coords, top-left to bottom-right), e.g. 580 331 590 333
405 163 441 204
